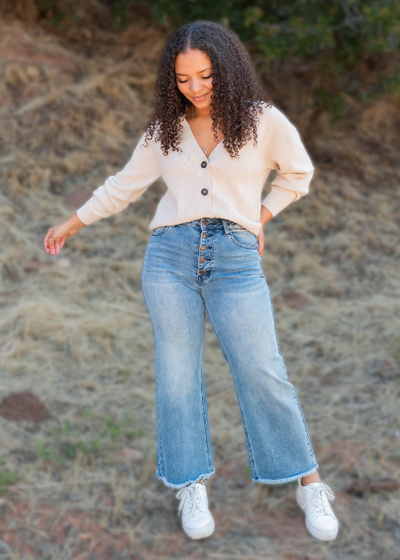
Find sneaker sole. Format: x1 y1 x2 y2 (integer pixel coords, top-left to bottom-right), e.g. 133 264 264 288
183 518 215 540
305 521 338 541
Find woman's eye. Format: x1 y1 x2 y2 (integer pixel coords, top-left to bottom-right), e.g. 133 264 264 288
177 75 212 84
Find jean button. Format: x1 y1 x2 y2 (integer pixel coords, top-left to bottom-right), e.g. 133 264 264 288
202 233 207 239
202 219 208 226
200 245 206 251
199 270 205 275
201 161 207 168
199 257 205 263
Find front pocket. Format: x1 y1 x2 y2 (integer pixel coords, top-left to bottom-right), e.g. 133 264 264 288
228 229 258 249
152 225 171 237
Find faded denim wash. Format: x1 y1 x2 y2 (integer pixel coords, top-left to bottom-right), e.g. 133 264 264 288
141 218 318 489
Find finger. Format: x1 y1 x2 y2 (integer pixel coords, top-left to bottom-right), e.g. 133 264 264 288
45 237 54 254
258 237 263 257
48 238 56 256
44 230 54 253
60 237 66 249
55 241 60 254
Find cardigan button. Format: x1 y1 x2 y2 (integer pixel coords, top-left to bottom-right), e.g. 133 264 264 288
201 161 207 168
201 188 208 196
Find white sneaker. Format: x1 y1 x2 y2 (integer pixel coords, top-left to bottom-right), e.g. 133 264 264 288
296 480 339 541
176 481 215 539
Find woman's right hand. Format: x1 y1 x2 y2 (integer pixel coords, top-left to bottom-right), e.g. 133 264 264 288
44 213 85 256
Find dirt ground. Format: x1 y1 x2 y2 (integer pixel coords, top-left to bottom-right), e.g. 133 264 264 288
0 12 400 560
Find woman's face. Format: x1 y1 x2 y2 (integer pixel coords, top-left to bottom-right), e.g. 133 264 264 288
175 49 213 111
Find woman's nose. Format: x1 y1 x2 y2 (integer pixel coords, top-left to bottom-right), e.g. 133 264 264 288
190 79 203 93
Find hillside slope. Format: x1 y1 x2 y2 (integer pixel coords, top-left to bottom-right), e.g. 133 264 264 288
0 16 399 560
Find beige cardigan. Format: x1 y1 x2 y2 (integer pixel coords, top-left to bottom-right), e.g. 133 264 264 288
77 104 314 236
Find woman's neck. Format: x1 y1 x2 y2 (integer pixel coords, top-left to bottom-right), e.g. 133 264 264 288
190 105 211 119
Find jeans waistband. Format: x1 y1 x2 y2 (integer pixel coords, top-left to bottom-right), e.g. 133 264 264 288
178 218 246 234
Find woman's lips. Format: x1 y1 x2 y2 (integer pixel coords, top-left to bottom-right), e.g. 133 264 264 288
192 93 207 102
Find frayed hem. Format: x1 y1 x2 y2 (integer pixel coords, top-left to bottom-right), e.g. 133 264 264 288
252 463 318 485
156 469 215 489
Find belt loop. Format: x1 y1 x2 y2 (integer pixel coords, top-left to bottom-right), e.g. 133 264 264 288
221 219 230 235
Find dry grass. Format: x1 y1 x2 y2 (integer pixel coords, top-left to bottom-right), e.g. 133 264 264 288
0 16 399 560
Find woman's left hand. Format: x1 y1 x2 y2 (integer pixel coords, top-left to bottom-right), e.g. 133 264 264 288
258 206 273 257
44 213 85 256
257 227 264 257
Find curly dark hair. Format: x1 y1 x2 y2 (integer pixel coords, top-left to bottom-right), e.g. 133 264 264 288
143 21 272 158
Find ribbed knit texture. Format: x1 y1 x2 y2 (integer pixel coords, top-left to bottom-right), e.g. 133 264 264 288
77 104 313 236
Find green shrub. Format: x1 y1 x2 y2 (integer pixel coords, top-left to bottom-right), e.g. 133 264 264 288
138 0 400 113
139 0 400 61
10 0 400 112
0 460 23 495
36 411 143 466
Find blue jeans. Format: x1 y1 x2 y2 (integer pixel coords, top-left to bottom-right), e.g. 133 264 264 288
141 218 318 489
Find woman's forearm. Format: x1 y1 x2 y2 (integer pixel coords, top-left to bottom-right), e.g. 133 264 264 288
65 212 86 234
260 205 273 227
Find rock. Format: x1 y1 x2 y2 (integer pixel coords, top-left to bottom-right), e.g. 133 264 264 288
0 391 51 425
54 258 71 269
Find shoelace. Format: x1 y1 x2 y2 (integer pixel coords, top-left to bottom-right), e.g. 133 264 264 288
301 483 336 517
176 483 208 520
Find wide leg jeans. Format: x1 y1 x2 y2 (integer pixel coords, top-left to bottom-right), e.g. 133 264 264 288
141 218 317 489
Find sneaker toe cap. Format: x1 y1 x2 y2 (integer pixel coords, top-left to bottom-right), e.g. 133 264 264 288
307 515 338 540
182 514 215 539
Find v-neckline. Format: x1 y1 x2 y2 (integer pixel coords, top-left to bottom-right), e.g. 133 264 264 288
182 116 224 160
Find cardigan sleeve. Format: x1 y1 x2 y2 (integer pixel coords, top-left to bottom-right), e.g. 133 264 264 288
76 133 162 225
260 106 314 217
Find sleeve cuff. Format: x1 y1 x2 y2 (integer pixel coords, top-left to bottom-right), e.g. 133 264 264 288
261 187 298 217
76 202 104 226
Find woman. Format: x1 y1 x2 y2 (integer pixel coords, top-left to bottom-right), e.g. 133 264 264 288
44 21 338 542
